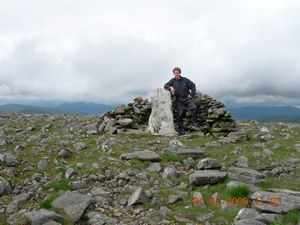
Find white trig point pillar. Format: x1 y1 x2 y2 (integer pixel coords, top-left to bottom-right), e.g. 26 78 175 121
148 88 177 136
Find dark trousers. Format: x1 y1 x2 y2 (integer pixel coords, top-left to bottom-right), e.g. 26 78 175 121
176 98 197 129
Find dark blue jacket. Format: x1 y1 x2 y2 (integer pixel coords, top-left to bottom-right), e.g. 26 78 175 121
164 76 196 100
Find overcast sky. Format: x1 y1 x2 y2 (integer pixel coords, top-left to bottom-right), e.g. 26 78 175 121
0 0 300 106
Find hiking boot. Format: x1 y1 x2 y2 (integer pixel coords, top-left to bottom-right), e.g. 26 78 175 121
178 128 185 135
190 123 200 131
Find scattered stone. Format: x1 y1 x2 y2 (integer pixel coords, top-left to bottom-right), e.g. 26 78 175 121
86 211 118 225
51 191 94 222
169 139 185 149
101 137 115 152
162 166 179 179
233 156 249 168
38 159 48 171
15 145 25 152
0 176 12 196
251 190 300 213
65 168 76 179
189 170 227 186
253 152 261 158
168 193 182 204
0 153 19 167
228 167 266 185
197 158 222 170
58 149 71 158
74 142 86 151
230 146 242 154
262 148 273 158
127 187 147 206
120 150 161 161
24 209 62 225
117 118 133 127
146 163 162 172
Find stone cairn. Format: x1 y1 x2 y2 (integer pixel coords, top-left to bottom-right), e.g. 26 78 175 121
97 91 237 135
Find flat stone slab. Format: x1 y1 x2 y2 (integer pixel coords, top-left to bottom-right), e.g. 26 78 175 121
120 150 161 162
251 190 300 213
164 148 206 159
24 209 62 225
189 170 227 186
228 167 266 185
234 219 267 225
197 158 222 170
51 191 94 222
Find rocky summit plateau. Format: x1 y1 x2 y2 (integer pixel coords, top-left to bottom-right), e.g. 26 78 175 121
0 94 300 225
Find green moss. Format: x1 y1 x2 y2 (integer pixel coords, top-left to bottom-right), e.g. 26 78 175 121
44 179 71 192
225 186 250 198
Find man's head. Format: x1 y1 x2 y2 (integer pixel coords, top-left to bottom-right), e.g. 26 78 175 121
173 67 181 80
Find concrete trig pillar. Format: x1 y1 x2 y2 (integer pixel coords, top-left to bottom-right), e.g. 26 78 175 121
148 88 177 136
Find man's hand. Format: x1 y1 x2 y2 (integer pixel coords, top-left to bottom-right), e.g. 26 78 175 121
187 94 192 99
170 86 175 93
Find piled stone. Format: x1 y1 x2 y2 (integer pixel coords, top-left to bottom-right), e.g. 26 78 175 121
97 92 237 135
175 92 237 134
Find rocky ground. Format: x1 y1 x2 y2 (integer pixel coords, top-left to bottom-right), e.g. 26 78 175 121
0 113 300 225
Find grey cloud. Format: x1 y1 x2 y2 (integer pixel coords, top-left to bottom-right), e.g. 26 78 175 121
0 0 300 105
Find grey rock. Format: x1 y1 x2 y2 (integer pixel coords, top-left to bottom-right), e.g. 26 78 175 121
251 190 300 213
51 191 94 222
168 193 182 204
101 138 115 152
42 221 62 225
272 143 281 149
64 168 76 179
74 142 86 151
262 148 273 158
227 132 249 142
234 219 267 225
169 138 185 149
117 118 133 126
205 141 221 148
192 192 206 208
228 167 266 185
148 88 177 136
127 187 147 206
146 162 162 172
174 148 206 159
159 206 173 217
253 152 261 158
189 170 227 185
253 133 273 142
235 208 261 221
0 138 7 146
15 145 25 152
58 149 71 158
120 150 161 161
233 156 249 168
86 211 118 225
0 176 12 196
0 153 19 167
24 209 62 225
230 146 242 154
162 166 178 179
38 160 48 171
197 158 221 170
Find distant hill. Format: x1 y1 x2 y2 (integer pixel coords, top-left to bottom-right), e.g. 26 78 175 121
229 106 300 123
0 102 116 115
55 102 116 115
